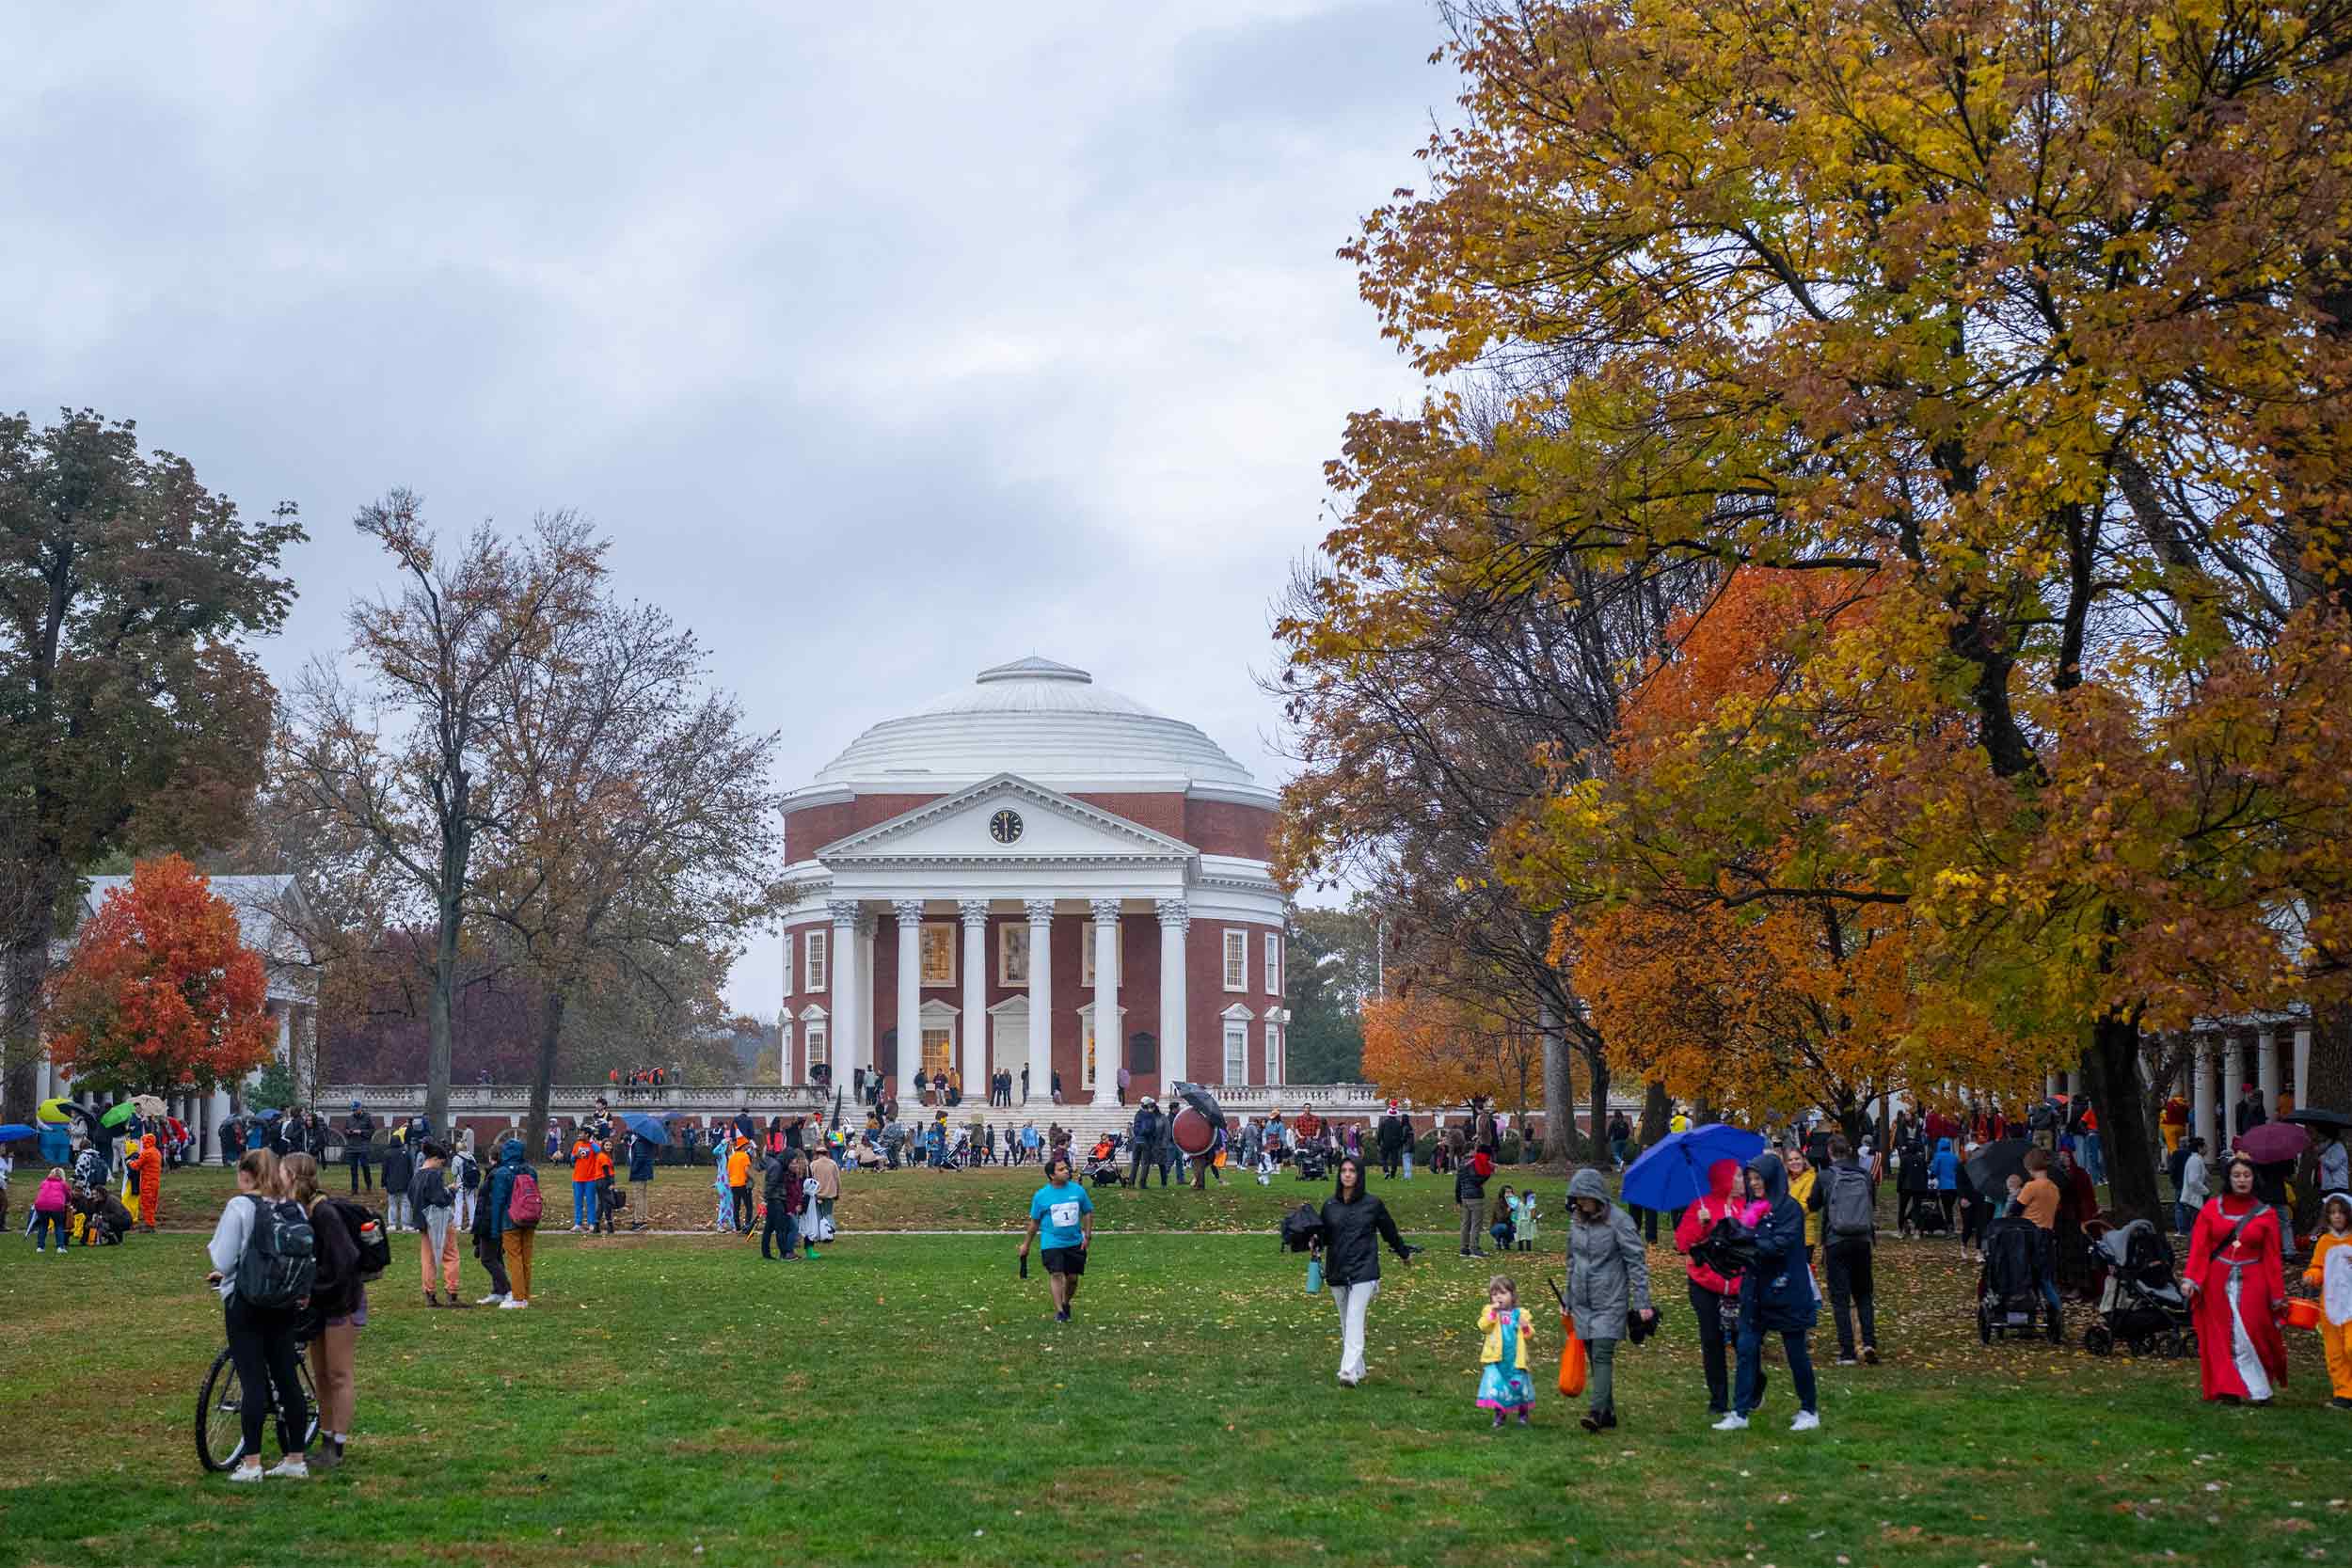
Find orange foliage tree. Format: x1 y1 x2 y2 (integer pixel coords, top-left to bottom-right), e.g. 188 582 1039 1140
1360 990 1551 1126
44 855 278 1096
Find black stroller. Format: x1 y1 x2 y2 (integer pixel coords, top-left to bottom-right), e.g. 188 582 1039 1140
2082 1219 2195 1357
1293 1145 1328 1182
1977 1215 2055 1343
1084 1135 1124 1186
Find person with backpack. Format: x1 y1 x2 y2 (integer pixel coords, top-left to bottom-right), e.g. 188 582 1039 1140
413 1142 465 1307
378 1135 415 1233
486 1137 540 1309
469 1148 513 1306
284 1153 376 1470
1817 1135 1881 1367
203 1149 314 1481
1455 1145 1493 1258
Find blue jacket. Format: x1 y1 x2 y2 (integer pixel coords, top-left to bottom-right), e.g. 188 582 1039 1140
1737 1152 1820 1333
628 1140 656 1182
487 1140 532 1237
1931 1138 1959 1193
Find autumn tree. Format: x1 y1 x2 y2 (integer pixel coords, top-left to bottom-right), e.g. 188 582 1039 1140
282 494 604 1133
1284 905 1378 1083
1306 0 2352 1220
1360 988 1547 1128
42 855 278 1096
473 591 786 1152
0 411 299 1121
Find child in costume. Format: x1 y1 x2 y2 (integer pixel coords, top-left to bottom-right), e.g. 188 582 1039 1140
1476 1275 1535 1427
2303 1191 2352 1409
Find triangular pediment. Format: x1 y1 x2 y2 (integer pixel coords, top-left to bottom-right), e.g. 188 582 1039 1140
816 773 1199 865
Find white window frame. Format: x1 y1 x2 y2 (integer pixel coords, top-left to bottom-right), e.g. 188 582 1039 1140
804 928 829 993
1222 929 1247 992
1082 927 1120 989
998 922 1029 987
1264 1022 1282 1086
919 920 956 987
1223 1020 1249 1086
1263 932 1281 995
782 932 794 995
803 1012 830 1073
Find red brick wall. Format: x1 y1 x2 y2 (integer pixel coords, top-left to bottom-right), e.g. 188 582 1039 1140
1182 799 1274 861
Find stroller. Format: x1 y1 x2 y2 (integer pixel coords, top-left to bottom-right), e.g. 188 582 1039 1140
1085 1136 1124 1187
1976 1215 2055 1344
2082 1219 2195 1357
1293 1144 1328 1182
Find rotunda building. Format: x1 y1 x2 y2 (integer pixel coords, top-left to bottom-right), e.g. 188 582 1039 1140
777 657 1293 1108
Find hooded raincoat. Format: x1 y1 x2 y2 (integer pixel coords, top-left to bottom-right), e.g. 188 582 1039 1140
1736 1152 1819 1334
1565 1167 1653 1341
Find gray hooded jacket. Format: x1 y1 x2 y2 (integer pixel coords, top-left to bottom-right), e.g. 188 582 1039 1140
1565 1166 1653 1341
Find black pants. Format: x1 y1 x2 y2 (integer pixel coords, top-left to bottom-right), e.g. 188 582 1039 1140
1959 1195 1987 1248
476 1234 511 1297
1896 1189 1926 1232
224 1295 309 1461
731 1184 753 1232
1689 1280 1733 1414
761 1204 797 1259
346 1153 372 1193
1130 1148 1154 1186
1379 1148 1400 1180
1824 1237 1877 1357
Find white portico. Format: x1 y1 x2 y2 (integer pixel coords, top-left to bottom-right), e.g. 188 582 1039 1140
777 659 1292 1105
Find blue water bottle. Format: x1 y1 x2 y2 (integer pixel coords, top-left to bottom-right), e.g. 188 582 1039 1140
1306 1256 1323 1294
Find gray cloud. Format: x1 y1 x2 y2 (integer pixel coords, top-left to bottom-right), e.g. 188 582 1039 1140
1 0 1449 1014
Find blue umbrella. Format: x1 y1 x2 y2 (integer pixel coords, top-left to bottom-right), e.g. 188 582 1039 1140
0 1123 37 1142
1619 1123 1768 1212
621 1113 670 1145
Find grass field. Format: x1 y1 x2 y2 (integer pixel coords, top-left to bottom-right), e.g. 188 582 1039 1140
1 1162 2343 1568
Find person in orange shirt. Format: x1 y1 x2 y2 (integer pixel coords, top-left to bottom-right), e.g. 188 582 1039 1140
593 1139 618 1234
726 1138 754 1235
569 1132 602 1231
2015 1150 2065 1342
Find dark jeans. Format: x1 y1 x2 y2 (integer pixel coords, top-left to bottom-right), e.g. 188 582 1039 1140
731 1185 753 1232
476 1234 511 1297
224 1294 310 1460
32 1211 68 1248
1736 1324 1816 1417
761 1204 797 1259
1896 1189 1926 1233
346 1153 372 1193
1130 1148 1156 1187
1960 1196 1987 1248
1689 1280 1732 1412
1824 1237 1877 1357
2033 1228 2065 1328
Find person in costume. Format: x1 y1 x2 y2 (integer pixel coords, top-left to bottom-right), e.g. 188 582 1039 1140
1476 1275 1536 1428
2301 1191 2352 1409
2185 1152 2289 1404
135 1132 164 1231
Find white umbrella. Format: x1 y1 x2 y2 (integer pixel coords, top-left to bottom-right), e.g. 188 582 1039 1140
131 1094 168 1118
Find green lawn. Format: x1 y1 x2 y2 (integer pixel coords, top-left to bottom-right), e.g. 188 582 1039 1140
0 1165 2341 1568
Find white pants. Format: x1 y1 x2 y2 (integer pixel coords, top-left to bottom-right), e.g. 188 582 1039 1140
1332 1278 1380 1382
454 1189 477 1229
1402 1150 1414 1179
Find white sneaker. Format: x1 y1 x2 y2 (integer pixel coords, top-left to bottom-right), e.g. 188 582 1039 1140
1711 1413 1749 1432
226 1464 265 1483
1790 1410 1821 1433
265 1455 310 1479
499 1297 529 1309
477 1293 506 1306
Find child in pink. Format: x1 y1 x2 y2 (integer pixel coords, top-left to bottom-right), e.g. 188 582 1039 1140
31 1167 72 1254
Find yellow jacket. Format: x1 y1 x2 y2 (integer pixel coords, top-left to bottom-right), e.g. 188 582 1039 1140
1788 1167 1820 1246
1479 1306 1532 1370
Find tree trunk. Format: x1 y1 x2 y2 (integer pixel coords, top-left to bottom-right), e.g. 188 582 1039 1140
527 988 567 1160
427 861 465 1136
1 893 60 1124
2306 1003 2352 1114
1585 1044 1609 1163
1539 999 1573 1163
1639 1080 1671 1147
2081 1013 2162 1225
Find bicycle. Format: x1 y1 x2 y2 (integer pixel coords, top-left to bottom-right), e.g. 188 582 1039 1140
195 1338 321 1473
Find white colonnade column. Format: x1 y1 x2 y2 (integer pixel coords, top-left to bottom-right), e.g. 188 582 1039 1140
960 901 989 1099
1025 901 1054 1103
1090 898 1122 1108
1156 899 1188 1091
2223 1033 2245 1145
2257 1025 2280 1116
856 912 877 1081
895 900 925 1105
829 900 864 1091
2295 1024 2313 1110
2192 1033 2217 1156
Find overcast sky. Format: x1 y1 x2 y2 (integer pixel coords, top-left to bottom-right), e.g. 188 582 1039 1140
4 2 1451 1017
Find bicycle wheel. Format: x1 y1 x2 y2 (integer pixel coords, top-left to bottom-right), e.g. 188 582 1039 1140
195 1345 246 1473
294 1357 322 1450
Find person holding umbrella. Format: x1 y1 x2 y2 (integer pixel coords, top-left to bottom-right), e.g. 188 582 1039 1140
1715 1151 1823 1433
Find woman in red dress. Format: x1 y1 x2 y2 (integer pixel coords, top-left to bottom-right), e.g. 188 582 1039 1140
2185 1154 2289 1404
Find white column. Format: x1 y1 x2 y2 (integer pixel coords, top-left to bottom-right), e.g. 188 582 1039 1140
2044 1070 2060 1099
2295 1024 2313 1110
2223 1033 2244 1145
828 899 863 1090
2192 1034 2217 1155
209 1087 233 1160
779 1021 792 1088
1156 899 1188 1090
1025 900 1054 1104
1090 898 1121 1108
2257 1026 2280 1115
857 912 877 1076
895 900 925 1104
960 901 989 1097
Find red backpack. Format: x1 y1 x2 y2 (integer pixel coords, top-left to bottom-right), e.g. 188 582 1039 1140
505 1165 543 1230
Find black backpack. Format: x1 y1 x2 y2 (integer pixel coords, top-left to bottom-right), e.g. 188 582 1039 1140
325 1196 390 1283
1825 1164 1875 1239
236 1195 317 1309
1279 1203 1326 1254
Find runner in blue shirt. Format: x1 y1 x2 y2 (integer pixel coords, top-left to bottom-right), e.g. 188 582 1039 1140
1018 1153 1095 1322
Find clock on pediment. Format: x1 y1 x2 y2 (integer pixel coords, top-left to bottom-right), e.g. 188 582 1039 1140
988 808 1025 845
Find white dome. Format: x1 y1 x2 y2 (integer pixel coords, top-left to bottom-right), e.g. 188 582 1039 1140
810 657 1261 791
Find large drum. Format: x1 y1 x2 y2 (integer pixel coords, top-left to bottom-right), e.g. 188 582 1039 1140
1170 1105 1216 1156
